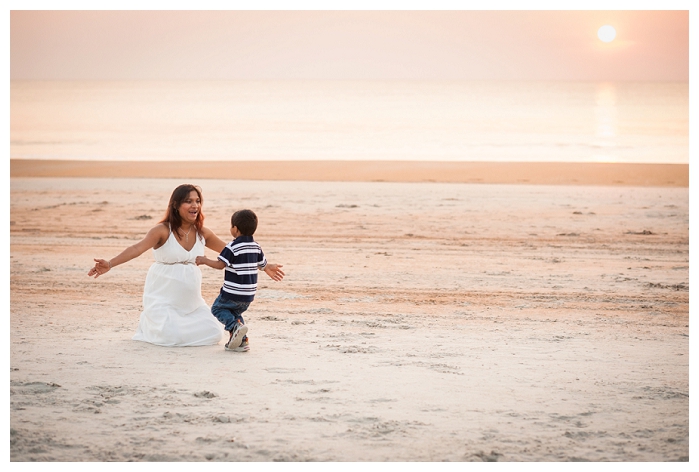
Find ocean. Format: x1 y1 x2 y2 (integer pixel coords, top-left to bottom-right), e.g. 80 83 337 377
10 80 688 164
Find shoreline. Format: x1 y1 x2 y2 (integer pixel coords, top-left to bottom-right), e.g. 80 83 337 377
9 159 689 187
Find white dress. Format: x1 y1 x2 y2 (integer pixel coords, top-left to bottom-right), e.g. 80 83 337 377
132 230 224 346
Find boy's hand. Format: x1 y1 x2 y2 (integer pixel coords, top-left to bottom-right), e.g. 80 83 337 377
264 264 285 281
195 256 206 266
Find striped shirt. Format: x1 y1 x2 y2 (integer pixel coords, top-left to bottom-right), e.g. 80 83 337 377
217 235 267 302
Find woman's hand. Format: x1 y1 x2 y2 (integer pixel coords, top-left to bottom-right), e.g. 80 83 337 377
86 224 168 280
88 258 111 278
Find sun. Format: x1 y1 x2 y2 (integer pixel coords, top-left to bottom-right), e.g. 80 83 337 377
597 25 617 43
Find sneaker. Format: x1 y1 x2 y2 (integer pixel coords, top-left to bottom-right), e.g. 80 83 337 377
225 324 248 351
232 338 250 352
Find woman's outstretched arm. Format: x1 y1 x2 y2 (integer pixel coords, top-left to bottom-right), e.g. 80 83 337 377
201 226 228 253
88 224 169 278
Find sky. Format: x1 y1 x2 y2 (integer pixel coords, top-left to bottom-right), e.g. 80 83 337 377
9 8 689 81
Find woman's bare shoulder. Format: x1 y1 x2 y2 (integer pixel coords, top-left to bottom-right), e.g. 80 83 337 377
150 222 170 235
199 226 227 252
201 226 224 237
146 222 170 246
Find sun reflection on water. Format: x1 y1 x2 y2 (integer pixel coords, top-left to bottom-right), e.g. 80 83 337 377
591 83 619 162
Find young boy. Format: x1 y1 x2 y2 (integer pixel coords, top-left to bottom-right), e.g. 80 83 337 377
196 209 283 352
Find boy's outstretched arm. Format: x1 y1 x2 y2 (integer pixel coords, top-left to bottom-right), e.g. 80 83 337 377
263 263 285 281
195 255 226 270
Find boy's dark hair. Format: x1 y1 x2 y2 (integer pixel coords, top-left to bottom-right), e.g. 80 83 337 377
231 209 258 236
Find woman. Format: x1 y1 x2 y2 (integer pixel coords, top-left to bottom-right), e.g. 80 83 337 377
88 184 284 347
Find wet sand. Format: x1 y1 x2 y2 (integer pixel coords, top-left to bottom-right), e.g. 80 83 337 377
9 173 689 461
9 159 689 187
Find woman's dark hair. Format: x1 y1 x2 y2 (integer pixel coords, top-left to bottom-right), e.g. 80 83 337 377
231 209 258 236
160 184 204 235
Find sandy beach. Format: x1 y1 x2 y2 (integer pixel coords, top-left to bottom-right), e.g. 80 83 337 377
9 163 689 461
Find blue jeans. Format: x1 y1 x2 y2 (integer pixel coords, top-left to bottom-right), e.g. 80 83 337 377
211 294 250 333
